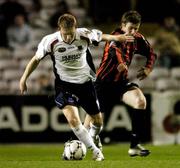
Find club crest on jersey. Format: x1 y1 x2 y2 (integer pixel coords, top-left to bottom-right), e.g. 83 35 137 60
58 47 66 52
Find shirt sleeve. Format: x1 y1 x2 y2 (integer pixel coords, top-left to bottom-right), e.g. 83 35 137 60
136 35 157 69
35 35 51 60
77 28 103 44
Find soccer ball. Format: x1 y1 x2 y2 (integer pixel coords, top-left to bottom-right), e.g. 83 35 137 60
62 140 87 160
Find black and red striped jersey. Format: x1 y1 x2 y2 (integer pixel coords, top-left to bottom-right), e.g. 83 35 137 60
96 28 157 82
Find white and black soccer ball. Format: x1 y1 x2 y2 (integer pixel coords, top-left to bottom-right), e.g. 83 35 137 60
62 140 87 160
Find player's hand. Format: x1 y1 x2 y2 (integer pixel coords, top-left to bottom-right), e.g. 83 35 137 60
19 78 27 94
115 34 135 43
137 67 151 80
117 63 128 73
124 34 135 43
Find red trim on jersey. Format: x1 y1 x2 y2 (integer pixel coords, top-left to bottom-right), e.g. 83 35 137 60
50 39 59 53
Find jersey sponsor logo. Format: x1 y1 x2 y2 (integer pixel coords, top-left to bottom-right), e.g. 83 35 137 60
62 54 81 62
67 46 75 49
58 47 66 52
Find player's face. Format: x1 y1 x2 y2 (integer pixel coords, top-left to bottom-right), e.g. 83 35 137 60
60 27 76 44
121 22 140 36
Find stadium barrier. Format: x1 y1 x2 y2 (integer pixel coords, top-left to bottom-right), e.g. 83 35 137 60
152 91 180 145
0 95 151 143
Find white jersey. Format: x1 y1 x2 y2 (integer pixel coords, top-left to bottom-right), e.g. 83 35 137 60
35 28 102 83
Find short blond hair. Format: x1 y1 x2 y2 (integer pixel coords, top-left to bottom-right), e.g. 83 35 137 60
58 13 77 29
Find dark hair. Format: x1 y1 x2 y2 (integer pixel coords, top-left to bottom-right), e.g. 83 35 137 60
121 10 141 24
58 13 77 28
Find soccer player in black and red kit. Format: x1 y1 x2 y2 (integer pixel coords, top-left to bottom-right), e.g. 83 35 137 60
84 10 157 156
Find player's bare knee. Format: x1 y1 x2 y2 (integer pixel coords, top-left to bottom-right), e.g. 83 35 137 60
92 119 103 127
91 116 103 126
134 98 146 109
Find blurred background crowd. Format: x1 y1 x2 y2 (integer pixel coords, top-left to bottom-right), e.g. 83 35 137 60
0 0 180 95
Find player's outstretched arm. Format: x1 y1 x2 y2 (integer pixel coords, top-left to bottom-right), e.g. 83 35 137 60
101 34 134 43
19 55 40 94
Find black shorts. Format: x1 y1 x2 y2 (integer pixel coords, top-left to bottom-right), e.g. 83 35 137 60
95 79 139 113
55 79 100 115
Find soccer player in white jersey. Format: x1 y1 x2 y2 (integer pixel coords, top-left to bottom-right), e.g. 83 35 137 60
19 13 133 161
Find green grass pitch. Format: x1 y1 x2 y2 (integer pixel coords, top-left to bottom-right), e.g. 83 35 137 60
0 144 180 168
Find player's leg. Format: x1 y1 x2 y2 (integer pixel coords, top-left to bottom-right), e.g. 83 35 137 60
84 113 92 129
88 112 104 160
84 113 103 151
78 81 104 160
55 81 104 161
62 105 104 161
82 81 105 151
122 86 150 157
